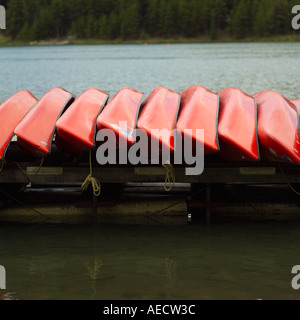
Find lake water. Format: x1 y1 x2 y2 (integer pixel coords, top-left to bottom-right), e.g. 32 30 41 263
0 43 300 300
0 42 300 101
0 223 300 300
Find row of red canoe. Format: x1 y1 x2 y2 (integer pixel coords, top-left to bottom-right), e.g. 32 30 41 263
0 86 300 164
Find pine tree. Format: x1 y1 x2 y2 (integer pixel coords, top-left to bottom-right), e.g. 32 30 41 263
121 0 140 39
230 0 253 38
158 0 168 38
253 0 272 36
268 0 290 34
52 0 67 38
108 11 119 39
99 14 108 39
6 0 25 39
178 0 192 37
210 9 217 40
2 0 296 41
215 0 228 29
200 0 212 35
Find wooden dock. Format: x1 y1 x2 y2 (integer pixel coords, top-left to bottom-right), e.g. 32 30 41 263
0 144 300 225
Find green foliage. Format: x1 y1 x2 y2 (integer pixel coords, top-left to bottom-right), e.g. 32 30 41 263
2 0 297 41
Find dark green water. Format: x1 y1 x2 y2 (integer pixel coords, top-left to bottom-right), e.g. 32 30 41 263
0 223 300 300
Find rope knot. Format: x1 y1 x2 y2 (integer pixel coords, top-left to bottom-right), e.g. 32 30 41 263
163 161 175 192
81 149 101 197
81 173 101 197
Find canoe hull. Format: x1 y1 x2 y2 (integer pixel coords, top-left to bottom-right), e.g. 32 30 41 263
254 91 300 164
56 88 109 154
218 88 260 161
97 87 143 148
0 90 37 160
14 87 75 158
177 85 219 155
137 87 180 161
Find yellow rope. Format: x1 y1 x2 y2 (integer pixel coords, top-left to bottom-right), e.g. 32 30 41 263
34 156 44 176
13 156 44 178
81 149 101 197
278 165 300 196
163 161 175 192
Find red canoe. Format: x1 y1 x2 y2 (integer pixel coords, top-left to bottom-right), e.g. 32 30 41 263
218 88 260 161
97 87 143 146
137 87 180 155
0 90 37 160
291 99 300 113
14 87 75 158
254 91 300 163
176 85 219 155
56 88 109 154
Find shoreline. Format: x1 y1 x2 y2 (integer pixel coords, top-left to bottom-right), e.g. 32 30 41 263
0 34 300 47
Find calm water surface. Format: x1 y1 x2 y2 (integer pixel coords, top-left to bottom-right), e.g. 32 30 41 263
0 223 300 300
0 42 300 100
0 43 300 300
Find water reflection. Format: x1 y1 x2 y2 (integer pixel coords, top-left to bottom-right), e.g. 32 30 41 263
0 223 300 300
165 257 178 299
85 256 103 299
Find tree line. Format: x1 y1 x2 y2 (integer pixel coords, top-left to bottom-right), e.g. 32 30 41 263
1 0 298 41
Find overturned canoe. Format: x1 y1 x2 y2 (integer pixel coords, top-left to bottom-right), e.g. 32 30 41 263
137 86 180 155
218 88 260 161
56 88 109 154
14 87 75 158
97 87 143 146
291 98 300 113
0 90 37 161
176 85 219 154
254 91 300 163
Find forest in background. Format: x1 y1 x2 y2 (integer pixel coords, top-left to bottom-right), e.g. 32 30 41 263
0 0 299 42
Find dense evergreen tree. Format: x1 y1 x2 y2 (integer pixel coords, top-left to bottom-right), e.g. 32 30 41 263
1 0 297 41
6 0 26 39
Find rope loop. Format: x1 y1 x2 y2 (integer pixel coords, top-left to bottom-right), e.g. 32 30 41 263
81 149 101 197
162 161 175 192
